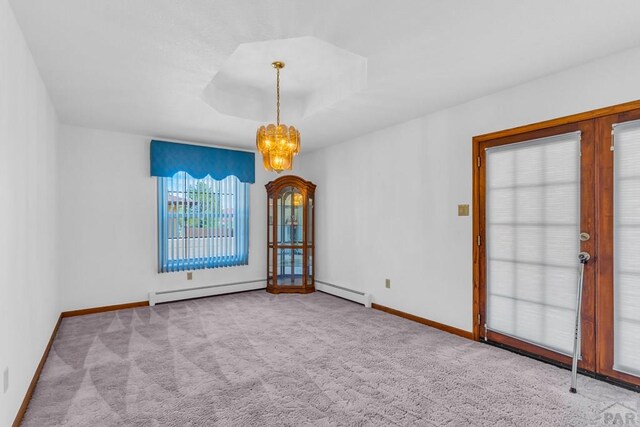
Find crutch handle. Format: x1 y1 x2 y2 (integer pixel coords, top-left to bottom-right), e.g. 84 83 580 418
578 252 590 264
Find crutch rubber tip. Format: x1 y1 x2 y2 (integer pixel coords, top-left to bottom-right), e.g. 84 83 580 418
569 387 577 394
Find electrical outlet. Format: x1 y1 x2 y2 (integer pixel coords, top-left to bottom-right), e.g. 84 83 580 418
187 272 193 280
385 278 391 289
3 367 8 394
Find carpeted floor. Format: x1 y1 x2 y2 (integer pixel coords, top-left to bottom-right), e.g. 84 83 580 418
23 291 638 426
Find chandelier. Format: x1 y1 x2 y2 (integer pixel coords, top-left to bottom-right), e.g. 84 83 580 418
256 61 300 173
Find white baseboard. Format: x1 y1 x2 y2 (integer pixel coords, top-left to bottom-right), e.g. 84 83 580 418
149 279 266 306
315 280 372 308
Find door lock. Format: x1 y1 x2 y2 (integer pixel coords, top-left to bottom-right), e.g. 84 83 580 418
580 232 590 242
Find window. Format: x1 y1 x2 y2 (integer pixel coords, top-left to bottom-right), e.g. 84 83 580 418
485 132 580 355
150 139 255 273
157 172 249 272
613 120 640 377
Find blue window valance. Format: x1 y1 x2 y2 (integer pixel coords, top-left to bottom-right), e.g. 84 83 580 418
150 140 255 184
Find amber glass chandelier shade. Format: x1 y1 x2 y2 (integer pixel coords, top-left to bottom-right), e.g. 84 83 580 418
256 124 300 172
256 61 301 173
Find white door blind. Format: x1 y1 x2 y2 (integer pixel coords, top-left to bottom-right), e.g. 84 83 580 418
613 120 640 376
486 132 581 355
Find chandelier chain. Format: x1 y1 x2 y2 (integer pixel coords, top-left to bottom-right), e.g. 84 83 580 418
257 60 299 173
276 67 280 126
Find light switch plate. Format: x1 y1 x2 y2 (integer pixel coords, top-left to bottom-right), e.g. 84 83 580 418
385 279 391 289
187 272 193 280
458 204 470 216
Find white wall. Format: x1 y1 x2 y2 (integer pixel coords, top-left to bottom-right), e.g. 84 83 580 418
57 125 271 311
296 45 640 333
0 0 60 424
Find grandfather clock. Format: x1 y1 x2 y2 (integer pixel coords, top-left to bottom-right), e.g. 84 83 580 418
266 175 315 294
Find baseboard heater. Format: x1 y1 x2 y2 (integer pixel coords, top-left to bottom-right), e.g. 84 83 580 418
315 280 372 308
149 279 266 306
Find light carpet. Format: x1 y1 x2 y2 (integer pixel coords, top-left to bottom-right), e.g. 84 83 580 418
23 291 638 426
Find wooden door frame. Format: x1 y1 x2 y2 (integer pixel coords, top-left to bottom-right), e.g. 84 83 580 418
472 101 640 382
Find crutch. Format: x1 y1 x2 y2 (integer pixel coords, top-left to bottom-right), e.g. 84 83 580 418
570 251 591 394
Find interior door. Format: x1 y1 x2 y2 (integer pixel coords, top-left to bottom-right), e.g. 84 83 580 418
478 121 596 370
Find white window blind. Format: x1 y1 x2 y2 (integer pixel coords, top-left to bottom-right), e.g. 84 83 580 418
486 132 581 355
613 120 640 376
157 172 249 272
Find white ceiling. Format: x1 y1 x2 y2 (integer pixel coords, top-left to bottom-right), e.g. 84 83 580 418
9 0 640 152
201 36 367 123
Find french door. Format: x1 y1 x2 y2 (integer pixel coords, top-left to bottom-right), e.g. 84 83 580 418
474 103 640 388
596 110 640 386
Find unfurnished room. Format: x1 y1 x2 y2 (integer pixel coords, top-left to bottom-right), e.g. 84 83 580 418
2 1 640 426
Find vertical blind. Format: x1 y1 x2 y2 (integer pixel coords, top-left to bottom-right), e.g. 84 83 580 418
486 132 581 355
157 172 249 272
613 120 640 376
